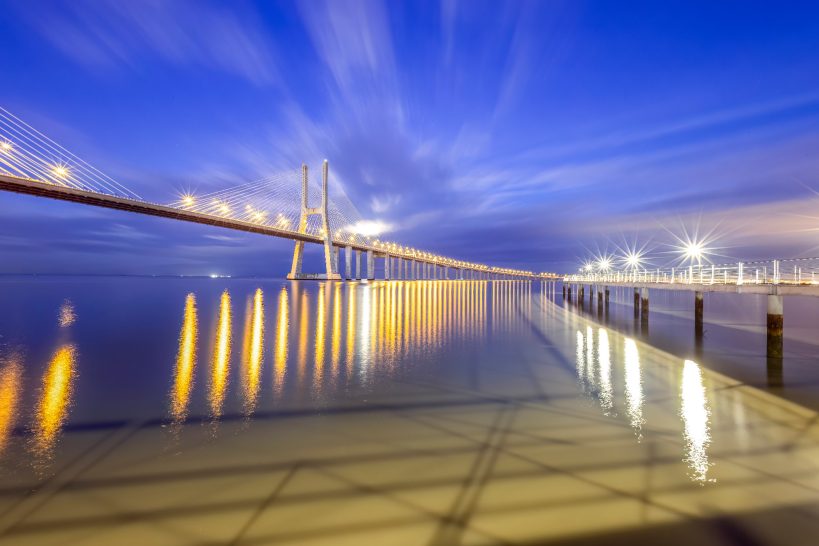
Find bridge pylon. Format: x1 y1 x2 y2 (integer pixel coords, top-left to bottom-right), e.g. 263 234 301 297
287 160 341 280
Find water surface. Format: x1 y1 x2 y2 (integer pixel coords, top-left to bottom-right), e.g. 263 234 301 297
0 277 818 545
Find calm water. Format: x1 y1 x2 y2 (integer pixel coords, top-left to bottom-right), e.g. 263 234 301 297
1 277 819 545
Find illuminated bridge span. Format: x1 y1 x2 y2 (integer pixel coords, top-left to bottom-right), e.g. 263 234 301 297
0 107 555 281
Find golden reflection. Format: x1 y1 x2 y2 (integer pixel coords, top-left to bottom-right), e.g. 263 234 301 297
597 329 613 414
274 287 289 392
170 293 198 422
624 338 644 438
331 283 341 372
0 356 23 455
58 300 76 327
315 284 326 381
33 345 77 458
298 290 308 383
209 290 232 419
346 283 356 370
242 289 264 415
681 359 713 483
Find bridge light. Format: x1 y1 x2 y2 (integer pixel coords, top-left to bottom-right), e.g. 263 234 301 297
0 141 11 152
683 241 705 264
598 257 612 271
181 193 195 207
52 164 70 179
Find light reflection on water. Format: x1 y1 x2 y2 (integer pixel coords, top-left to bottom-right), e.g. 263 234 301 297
241 289 264 416
208 290 232 420
681 359 713 483
0 356 22 455
0 279 727 485
624 338 644 438
575 326 712 482
170 293 198 423
32 344 76 464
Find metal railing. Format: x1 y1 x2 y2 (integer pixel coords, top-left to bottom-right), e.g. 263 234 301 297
563 257 819 286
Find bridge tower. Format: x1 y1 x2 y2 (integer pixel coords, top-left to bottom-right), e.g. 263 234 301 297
287 160 341 280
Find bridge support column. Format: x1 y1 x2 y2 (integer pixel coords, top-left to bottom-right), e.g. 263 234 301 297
355 250 362 280
633 288 640 319
562 284 566 299
694 291 704 351
640 288 649 334
385 256 391 280
345 245 353 279
767 294 784 387
366 250 374 280
287 161 341 280
579 285 585 307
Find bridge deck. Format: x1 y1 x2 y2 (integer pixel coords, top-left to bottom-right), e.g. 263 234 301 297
0 173 552 278
564 279 819 297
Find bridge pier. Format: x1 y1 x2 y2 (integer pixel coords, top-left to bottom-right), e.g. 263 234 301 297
385 255 391 280
767 294 784 387
355 250 362 280
633 287 640 319
640 287 649 321
366 250 374 280
287 161 341 280
694 291 704 352
345 245 353 279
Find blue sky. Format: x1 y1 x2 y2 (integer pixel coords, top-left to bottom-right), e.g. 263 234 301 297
1 0 818 275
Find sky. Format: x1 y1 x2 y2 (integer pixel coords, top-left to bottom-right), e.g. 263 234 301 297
1 0 818 275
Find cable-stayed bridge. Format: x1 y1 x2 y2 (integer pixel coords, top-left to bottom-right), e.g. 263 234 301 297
0 108 554 281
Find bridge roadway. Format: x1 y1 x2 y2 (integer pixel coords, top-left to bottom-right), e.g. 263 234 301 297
0 173 547 280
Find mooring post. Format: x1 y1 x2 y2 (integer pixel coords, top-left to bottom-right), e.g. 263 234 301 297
694 291 704 352
766 293 784 386
640 287 649 320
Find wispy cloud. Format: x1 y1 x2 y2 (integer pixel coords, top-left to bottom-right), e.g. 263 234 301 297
19 0 279 86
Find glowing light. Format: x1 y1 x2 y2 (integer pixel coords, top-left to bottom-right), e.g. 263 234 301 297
0 140 12 152
33 345 76 458
681 359 713 483
683 241 705 263
171 293 198 422
597 257 612 271
209 290 232 419
51 164 70 179
624 252 643 269
349 220 392 237
181 193 195 207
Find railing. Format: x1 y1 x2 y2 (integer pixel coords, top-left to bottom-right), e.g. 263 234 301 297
563 257 819 286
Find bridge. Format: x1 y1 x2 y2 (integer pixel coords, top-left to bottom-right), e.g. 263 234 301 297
0 107 555 282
